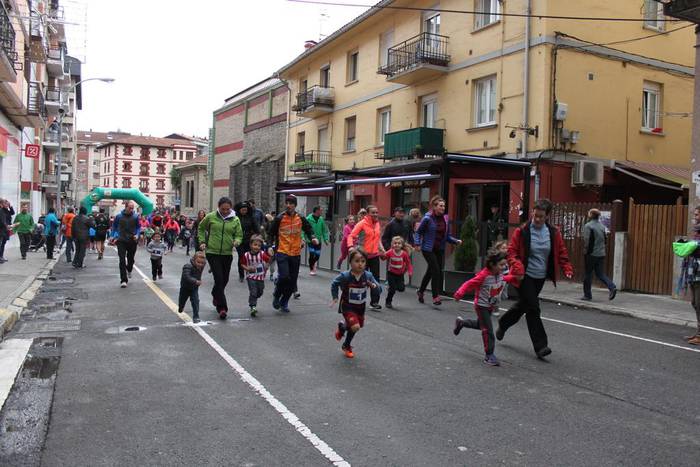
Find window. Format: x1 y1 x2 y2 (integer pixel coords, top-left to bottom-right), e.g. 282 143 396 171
299 77 308 95
140 162 149 176
140 147 150 160
424 12 440 35
320 66 331 88
186 180 195 208
156 195 164 206
347 50 359 83
123 145 133 156
139 178 149 192
345 117 356 152
642 81 662 131
474 76 497 126
421 94 438 128
122 161 132 172
475 0 501 29
186 151 194 160
157 149 166 159
378 107 391 145
156 163 166 175
297 132 306 155
644 0 665 31
156 179 165 190
122 177 132 188
379 30 394 67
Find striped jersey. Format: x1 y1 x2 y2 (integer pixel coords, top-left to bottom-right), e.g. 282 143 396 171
331 270 381 314
241 251 271 281
384 249 413 276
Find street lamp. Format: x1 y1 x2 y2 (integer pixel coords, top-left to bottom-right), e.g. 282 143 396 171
55 77 115 214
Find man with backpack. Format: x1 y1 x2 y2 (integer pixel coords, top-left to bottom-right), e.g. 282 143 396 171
93 208 110 260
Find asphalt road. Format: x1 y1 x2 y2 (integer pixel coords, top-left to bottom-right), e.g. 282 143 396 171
9 244 700 466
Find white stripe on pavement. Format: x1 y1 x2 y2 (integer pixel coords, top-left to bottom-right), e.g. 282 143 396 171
499 308 700 354
129 260 351 467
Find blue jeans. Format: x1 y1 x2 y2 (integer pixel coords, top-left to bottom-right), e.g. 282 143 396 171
583 255 616 299
273 253 300 307
178 287 200 319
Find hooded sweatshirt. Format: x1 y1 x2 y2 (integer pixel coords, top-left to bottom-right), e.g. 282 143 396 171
197 209 243 256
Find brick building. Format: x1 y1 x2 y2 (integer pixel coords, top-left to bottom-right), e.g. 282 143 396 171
173 155 209 218
97 135 197 214
211 77 288 212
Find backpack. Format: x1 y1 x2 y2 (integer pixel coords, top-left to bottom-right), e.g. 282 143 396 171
95 214 109 233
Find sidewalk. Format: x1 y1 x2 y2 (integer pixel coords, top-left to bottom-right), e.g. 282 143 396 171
0 236 58 337
539 280 697 329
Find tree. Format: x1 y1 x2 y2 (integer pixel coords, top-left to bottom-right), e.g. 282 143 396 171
454 216 479 272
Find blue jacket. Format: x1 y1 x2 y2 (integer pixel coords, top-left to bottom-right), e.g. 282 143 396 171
111 210 141 241
414 212 459 252
44 213 60 236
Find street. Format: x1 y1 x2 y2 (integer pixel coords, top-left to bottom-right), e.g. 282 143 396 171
1 245 698 466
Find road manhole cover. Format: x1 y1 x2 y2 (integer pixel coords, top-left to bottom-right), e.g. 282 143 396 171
17 320 81 334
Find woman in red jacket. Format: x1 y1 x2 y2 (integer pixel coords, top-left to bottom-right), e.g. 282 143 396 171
496 198 573 359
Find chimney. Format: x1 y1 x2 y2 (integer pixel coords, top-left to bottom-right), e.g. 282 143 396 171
304 40 317 50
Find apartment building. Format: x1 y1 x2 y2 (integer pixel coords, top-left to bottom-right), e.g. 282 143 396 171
97 136 197 214
164 133 209 157
211 77 288 212
278 0 694 224
173 155 209 218
75 130 132 205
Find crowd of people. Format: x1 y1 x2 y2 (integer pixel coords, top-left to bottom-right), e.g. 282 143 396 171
4 193 699 362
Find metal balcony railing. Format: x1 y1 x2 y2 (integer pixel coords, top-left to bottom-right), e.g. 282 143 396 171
289 150 331 174
45 86 61 103
48 44 64 61
0 5 17 65
30 10 43 38
293 86 334 114
28 82 47 120
377 32 450 77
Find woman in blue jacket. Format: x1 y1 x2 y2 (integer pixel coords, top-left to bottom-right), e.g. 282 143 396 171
43 208 60 259
414 196 461 305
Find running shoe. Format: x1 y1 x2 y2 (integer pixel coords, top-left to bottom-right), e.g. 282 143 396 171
495 327 505 341
385 301 393 309
120 282 127 288
453 317 464 336
218 310 227 320
417 290 424 303
432 296 442 306
342 345 354 359
193 317 201 324
484 354 500 366
370 302 382 311
250 307 257 318
310 270 316 276
272 296 281 310
158 273 163 279
281 306 290 313
536 347 552 359
335 322 346 341
293 292 301 300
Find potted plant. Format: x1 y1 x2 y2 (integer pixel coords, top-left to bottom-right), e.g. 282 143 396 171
444 216 480 295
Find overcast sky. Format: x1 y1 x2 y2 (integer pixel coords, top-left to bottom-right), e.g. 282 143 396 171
76 0 367 138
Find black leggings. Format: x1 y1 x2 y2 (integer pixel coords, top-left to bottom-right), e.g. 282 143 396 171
419 250 445 298
207 254 233 312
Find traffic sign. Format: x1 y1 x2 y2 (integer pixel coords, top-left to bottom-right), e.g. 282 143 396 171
25 144 40 159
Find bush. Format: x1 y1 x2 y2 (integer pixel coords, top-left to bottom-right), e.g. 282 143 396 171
454 216 479 272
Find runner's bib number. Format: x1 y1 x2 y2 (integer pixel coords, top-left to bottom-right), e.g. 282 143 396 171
348 287 367 305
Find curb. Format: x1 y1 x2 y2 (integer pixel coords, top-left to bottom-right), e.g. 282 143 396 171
0 258 59 340
539 295 697 329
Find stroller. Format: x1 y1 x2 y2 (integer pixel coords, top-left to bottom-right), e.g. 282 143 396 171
29 223 46 252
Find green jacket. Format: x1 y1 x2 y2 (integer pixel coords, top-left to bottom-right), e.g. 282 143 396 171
304 214 329 243
13 212 34 234
197 210 243 256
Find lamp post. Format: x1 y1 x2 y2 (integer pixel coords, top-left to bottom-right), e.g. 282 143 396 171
55 77 115 214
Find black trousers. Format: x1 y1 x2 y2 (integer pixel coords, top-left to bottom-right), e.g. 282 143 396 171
367 256 381 305
498 276 548 352
178 286 200 319
420 249 445 298
151 257 163 279
18 232 31 258
386 272 405 303
207 254 233 312
46 234 56 259
462 306 496 355
117 239 137 283
73 238 88 268
273 253 301 307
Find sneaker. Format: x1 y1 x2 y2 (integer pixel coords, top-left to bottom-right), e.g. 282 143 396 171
417 290 424 303
250 306 257 318
193 317 201 324
281 306 290 313
688 336 700 345
608 288 617 301
158 273 163 279
385 301 393 309
342 344 354 359
370 302 382 311
21 256 26 260
580 296 592 301
98 253 103 260
495 326 505 341
272 296 281 310
432 296 442 306
218 310 227 320
178 308 184 314
484 354 500 366
293 292 301 300
335 322 345 341
128 271 132 279
453 317 464 336
120 282 127 288
309 270 316 276
536 347 552 359
152 276 157 281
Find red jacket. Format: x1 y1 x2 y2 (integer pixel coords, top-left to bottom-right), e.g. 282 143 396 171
507 223 573 284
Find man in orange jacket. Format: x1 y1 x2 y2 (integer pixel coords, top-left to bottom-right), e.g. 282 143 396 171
349 205 386 310
62 207 76 263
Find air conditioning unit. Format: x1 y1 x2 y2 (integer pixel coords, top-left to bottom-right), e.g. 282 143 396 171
572 160 603 186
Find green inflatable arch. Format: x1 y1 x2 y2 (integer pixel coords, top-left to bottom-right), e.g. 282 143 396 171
81 187 155 216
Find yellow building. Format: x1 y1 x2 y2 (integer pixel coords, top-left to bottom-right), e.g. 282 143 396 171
278 0 694 219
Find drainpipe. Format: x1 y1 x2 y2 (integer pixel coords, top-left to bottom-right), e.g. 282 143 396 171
208 114 215 211
521 0 531 161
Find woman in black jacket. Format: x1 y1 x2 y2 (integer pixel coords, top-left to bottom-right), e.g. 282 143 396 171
234 201 260 282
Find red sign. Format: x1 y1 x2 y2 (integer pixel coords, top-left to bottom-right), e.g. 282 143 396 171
25 144 40 159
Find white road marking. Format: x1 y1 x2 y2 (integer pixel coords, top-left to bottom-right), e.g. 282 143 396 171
129 260 351 467
498 308 700 354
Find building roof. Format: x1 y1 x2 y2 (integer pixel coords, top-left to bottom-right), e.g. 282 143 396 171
173 155 208 170
77 130 132 144
276 0 394 76
96 135 198 150
615 160 689 187
222 76 285 106
163 133 209 145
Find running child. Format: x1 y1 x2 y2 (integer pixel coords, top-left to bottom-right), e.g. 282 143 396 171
241 235 273 317
147 231 166 280
331 250 381 358
453 250 519 366
383 236 413 309
178 251 205 323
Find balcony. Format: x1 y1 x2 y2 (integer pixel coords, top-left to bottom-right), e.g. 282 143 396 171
379 127 444 160
293 86 334 118
288 150 331 176
377 33 450 85
28 11 48 63
44 86 64 116
41 172 58 190
26 82 47 128
0 5 18 82
47 44 66 77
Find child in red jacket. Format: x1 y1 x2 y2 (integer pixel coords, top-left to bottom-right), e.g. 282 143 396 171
382 236 413 309
453 250 519 366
